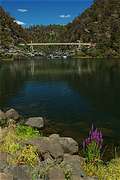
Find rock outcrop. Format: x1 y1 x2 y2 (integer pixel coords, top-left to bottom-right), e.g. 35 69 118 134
49 134 79 154
5 109 20 120
25 117 44 129
26 137 64 162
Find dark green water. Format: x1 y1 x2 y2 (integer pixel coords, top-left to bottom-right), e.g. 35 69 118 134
0 58 120 152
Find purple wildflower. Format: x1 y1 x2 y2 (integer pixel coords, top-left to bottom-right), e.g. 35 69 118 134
83 125 103 150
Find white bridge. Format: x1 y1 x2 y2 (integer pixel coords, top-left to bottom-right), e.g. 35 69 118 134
20 42 92 46
19 41 95 52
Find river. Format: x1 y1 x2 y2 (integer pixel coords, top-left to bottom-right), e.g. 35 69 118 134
0 58 120 156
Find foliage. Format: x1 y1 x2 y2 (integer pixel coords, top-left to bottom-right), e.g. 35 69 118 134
65 0 120 57
83 158 120 180
0 124 40 167
0 6 30 49
16 124 40 140
32 160 72 180
15 145 39 167
83 125 103 163
28 24 65 43
0 125 21 154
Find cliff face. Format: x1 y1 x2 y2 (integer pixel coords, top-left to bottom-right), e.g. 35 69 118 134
64 0 120 56
0 6 30 48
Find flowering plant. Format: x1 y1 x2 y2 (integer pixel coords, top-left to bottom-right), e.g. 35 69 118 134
83 125 103 163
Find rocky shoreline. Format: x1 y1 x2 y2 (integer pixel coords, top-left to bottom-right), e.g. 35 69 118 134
0 108 97 180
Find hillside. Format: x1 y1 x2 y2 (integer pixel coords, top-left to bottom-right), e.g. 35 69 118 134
28 25 65 43
65 0 120 57
0 6 30 49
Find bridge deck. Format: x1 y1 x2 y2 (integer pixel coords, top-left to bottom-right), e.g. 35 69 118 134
20 42 92 46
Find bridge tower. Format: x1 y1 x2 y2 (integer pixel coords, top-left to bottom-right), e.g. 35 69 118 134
77 40 81 50
30 41 34 53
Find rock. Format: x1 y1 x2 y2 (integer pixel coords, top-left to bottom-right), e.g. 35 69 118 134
49 134 79 154
0 110 6 120
48 167 65 180
49 134 79 155
0 127 8 142
0 126 2 139
5 109 20 120
4 165 32 180
25 117 44 129
59 137 79 154
0 152 11 171
43 152 53 161
63 154 85 179
0 152 8 162
49 134 60 140
0 173 13 180
26 137 64 162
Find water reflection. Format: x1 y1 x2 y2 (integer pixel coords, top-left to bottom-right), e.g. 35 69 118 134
0 59 120 147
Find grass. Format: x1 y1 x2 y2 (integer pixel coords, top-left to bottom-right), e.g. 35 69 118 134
82 158 120 180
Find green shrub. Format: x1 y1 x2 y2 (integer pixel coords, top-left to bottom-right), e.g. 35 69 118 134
16 125 40 140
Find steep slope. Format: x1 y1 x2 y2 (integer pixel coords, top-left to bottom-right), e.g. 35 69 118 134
28 25 65 43
0 6 30 48
65 0 120 56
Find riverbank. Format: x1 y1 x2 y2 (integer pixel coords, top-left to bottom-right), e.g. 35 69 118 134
0 108 120 180
0 108 95 180
0 46 35 62
1 45 120 62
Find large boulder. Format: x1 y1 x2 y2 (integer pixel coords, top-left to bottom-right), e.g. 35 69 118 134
59 137 79 154
63 154 85 180
4 165 32 180
25 117 44 129
48 167 65 180
62 154 98 180
5 109 20 120
0 173 13 180
49 134 79 154
26 137 64 162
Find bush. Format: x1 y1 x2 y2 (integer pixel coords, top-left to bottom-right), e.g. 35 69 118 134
0 126 21 154
0 124 41 167
16 125 40 140
15 145 39 167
